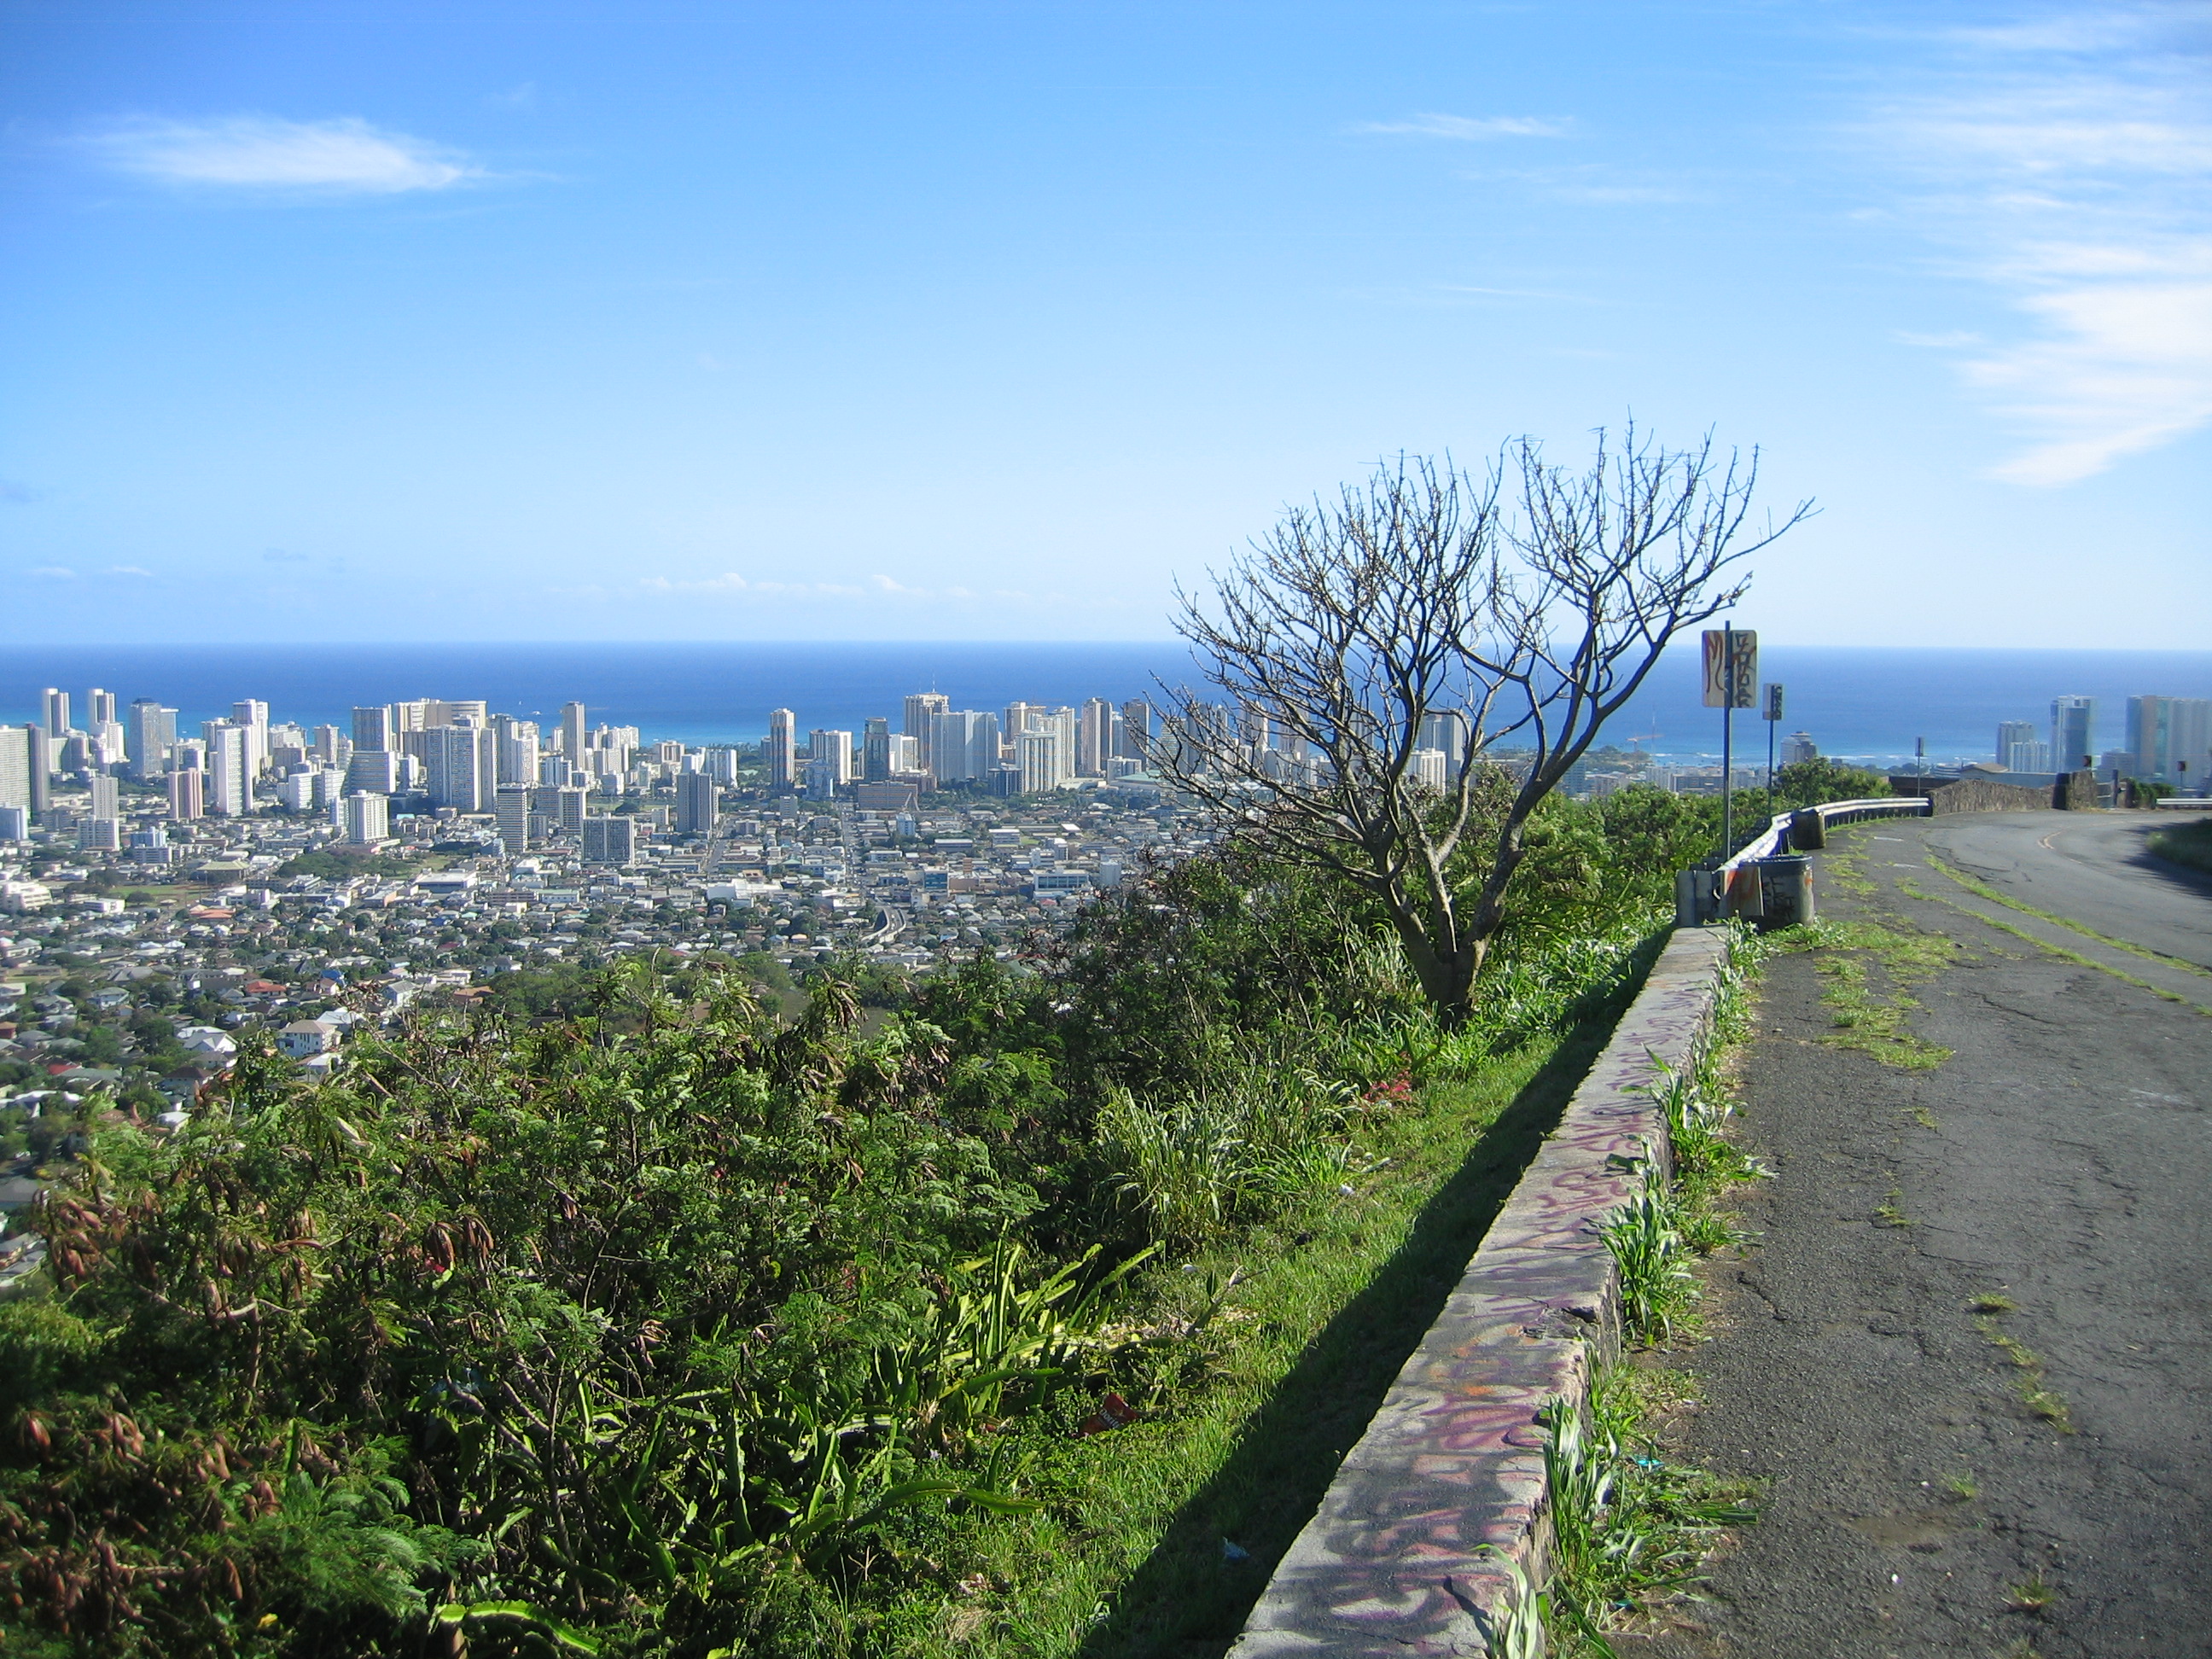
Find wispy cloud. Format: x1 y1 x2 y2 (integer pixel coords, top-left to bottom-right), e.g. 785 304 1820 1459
26 566 76 579
1353 113 1570 141
1865 12 2212 483
85 116 480 193
105 565 155 578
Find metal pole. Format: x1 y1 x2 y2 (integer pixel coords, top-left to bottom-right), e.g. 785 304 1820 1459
1721 623 1734 862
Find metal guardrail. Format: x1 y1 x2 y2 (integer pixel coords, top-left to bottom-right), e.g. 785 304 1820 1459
1717 795 1930 874
1678 795 1932 927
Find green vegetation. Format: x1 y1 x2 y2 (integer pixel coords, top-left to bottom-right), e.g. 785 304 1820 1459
1543 932 1766 1652
2147 816 2212 877
1774 918 1957 1070
0 788 1718 1659
276 850 417 881
1770 758 1891 810
1930 855 2212 979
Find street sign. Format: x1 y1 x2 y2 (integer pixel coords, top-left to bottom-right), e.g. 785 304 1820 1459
1762 682 1784 722
1701 629 1758 709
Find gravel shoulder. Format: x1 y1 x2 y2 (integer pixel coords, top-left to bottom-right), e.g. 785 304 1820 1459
1639 815 2212 1658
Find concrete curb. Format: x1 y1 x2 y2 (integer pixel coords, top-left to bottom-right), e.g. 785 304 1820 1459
1226 924 1738 1658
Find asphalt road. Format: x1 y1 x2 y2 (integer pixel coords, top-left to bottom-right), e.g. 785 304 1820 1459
1923 809 2212 971
1640 811 2212 1658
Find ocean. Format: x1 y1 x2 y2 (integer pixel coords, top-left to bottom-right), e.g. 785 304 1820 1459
4 641 2209 771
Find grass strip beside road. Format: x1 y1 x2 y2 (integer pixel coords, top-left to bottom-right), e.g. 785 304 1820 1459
888 980 1643 1659
2148 817 2212 877
1928 855 2212 981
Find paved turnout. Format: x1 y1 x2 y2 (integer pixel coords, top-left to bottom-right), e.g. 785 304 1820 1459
1641 811 2212 1658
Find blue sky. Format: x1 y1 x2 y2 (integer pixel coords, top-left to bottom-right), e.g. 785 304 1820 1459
3 1 2206 646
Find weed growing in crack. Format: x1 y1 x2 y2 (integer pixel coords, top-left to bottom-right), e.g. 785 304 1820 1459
1605 1168 1699 1346
1976 1310 2076 1434
1970 1292 2017 1314
2009 1569 2056 1612
1941 1471 1977 1501
1774 917 1958 1070
1874 1187 1914 1228
1538 1368 1758 1656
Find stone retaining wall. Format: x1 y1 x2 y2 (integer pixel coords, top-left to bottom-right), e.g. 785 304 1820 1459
1227 926 1736 1659
1885 775 2050 815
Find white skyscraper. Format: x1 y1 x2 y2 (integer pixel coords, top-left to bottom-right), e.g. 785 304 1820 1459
205 722 253 816
43 689 70 738
232 700 271 777
765 709 797 791
344 792 390 845
561 701 587 760
809 729 853 786
424 724 494 812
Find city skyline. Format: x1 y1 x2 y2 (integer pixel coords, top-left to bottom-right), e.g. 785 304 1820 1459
3 3 2207 649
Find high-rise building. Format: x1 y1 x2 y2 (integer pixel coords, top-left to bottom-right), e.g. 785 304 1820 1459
863 717 893 782
312 725 351 766
88 775 119 819
765 709 798 791
125 699 176 781
423 725 493 812
345 751 404 795
581 815 637 865
344 792 390 845
1996 720 2037 765
352 705 394 753
166 765 204 821
205 722 253 816
494 783 533 851
676 771 719 835
904 693 951 772
1119 699 1151 761
41 689 69 739
231 701 271 777
1078 699 1115 777
86 688 117 728
0 726 32 812
1017 730 1067 794
561 701 587 760
1418 710 1472 759
2127 696 2212 784
2051 696 2096 773
494 716 541 785
704 746 742 784
809 729 853 787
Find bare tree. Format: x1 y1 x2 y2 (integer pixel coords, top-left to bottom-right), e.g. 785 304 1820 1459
1150 428 1812 1024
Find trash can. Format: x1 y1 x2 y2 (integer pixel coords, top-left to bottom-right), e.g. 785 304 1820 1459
1676 864 1723 925
1726 861 1766 920
1757 854 1814 928
1789 808 1825 850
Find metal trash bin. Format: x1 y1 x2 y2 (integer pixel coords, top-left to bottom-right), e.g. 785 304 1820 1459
1675 864 1723 926
1756 854 1814 928
1789 808 1825 850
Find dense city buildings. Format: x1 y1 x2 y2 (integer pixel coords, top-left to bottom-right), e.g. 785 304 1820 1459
3 668 2203 1141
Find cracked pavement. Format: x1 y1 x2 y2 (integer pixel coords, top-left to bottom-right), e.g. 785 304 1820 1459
1640 812 2212 1657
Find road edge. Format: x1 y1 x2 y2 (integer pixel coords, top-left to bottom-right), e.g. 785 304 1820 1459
1226 923 1738 1658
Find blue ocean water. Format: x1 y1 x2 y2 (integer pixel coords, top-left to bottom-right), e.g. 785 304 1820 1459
3 641 2208 770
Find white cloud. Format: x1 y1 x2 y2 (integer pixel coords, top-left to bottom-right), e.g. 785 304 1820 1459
105 565 155 577
640 572 749 592
86 116 478 193
26 566 76 579
1354 114 1570 141
1864 17 2212 483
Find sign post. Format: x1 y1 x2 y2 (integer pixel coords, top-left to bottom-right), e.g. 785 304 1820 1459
1762 681 1784 814
1703 626 1757 861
